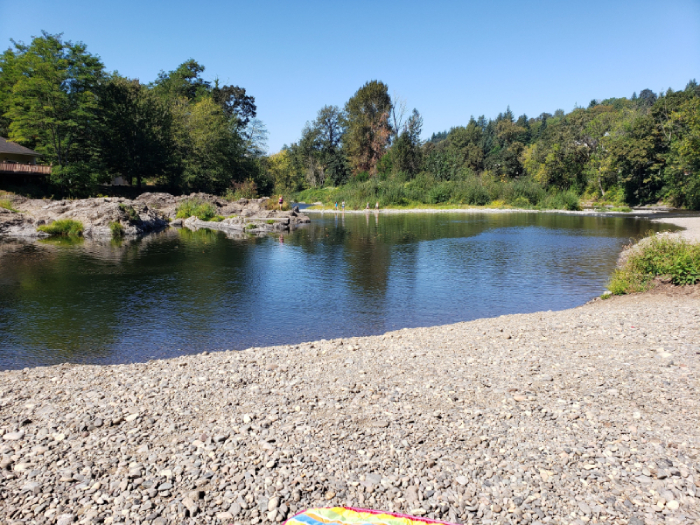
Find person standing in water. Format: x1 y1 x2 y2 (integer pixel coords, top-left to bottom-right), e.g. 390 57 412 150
375 201 379 210
334 201 338 211
341 201 345 211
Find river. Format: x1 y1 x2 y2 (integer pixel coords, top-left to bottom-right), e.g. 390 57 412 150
0 211 676 369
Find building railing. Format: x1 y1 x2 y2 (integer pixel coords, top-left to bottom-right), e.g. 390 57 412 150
0 162 52 175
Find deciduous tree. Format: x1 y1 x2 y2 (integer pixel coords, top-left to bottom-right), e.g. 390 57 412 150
344 80 392 176
5 31 106 193
96 75 174 188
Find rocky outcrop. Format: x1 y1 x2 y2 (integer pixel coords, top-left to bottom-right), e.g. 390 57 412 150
134 192 310 225
0 193 309 239
182 209 309 237
0 196 168 238
0 208 47 237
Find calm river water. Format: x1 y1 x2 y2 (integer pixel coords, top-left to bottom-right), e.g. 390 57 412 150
0 212 676 369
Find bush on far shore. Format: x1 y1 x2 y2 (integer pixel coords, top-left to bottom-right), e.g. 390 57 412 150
608 234 700 294
265 198 290 211
295 174 581 211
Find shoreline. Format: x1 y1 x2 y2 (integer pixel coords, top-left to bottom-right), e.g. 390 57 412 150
302 205 686 218
651 217 700 243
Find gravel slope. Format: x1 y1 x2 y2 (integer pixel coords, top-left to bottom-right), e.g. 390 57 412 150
1 292 699 525
652 217 700 243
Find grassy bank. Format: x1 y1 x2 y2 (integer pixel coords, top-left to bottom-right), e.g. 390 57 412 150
295 175 582 211
0 198 19 213
37 219 84 237
609 234 700 294
175 199 220 221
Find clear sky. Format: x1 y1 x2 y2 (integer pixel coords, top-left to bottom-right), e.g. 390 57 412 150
2 0 699 153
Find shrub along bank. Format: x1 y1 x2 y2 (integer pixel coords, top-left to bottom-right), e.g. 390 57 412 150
608 234 700 294
296 174 581 211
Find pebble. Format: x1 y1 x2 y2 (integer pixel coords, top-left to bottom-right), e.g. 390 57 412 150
0 293 698 524
55 515 75 525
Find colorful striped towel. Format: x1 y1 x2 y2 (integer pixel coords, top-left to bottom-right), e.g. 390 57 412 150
284 507 461 525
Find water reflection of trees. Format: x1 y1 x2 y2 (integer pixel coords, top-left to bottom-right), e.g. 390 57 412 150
0 229 254 365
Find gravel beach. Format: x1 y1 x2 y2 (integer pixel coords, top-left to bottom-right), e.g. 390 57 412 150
1 291 699 525
652 218 700 243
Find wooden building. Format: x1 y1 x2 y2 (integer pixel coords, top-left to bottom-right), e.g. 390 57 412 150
0 137 51 176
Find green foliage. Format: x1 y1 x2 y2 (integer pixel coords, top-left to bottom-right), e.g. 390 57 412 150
608 235 700 294
344 81 392 175
267 219 275 224
109 221 125 238
511 196 531 208
665 97 700 209
0 33 261 197
0 199 18 212
175 199 218 221
594 205 632 212
96 75 174 188
264 198 290 211
296 173 582 211
2 32 107 195
289 105 349 188
538 189 581 211
118 203 140 222
226 180 259 200
293 81 699 210
427 183 451 204
390 109 423 176
38 219 84 237
171 97 245 194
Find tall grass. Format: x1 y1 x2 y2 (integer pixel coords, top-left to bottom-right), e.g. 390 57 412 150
175 199 218 221
264 197 291 211
608 235 700 294
110 221 125 239
296 174 581 211
0 199 18 213
118 203 140 222
37 219 84 237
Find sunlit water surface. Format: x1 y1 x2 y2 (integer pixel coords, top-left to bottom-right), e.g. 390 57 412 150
0 212 677 369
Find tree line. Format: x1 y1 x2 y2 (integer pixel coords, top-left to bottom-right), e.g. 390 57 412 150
1 32 699 209
274 81 700 210
0 32 267 196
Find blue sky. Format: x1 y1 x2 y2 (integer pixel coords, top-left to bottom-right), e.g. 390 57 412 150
1 0 699 153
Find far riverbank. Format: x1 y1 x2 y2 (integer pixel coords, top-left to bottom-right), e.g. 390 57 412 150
302 204 685 218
